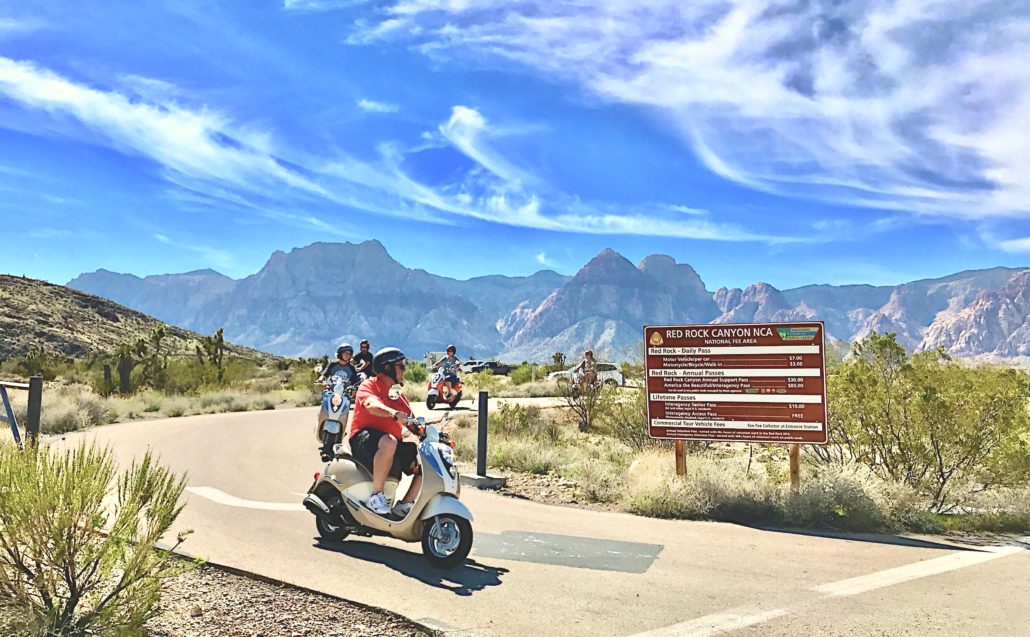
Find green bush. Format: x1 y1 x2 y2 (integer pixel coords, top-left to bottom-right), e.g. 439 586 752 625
405 362 428 384
823 333 1030 511
465 371 502 393
509 364 534 385
0 441 193 636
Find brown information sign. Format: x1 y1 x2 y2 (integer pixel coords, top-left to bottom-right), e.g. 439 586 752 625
645 322 827 444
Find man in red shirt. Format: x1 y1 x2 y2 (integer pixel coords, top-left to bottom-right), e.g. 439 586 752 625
348 347 421 517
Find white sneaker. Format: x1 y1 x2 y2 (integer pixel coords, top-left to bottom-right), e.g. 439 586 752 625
366 492 390 515
392 501 413 518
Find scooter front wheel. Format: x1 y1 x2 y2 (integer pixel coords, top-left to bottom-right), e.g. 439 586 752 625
421 514 473 569
426 395 437 410
315 516 350 542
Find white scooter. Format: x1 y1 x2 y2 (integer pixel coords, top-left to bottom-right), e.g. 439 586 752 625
315 374 357 461
303 415 473 569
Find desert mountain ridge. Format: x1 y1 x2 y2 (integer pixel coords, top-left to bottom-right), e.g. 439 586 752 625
67 241 1030 362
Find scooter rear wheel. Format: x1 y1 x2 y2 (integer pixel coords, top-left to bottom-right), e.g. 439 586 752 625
315 516 350 542
421 514 473 569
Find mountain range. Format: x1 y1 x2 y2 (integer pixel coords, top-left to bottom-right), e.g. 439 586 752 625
68 241 1030 363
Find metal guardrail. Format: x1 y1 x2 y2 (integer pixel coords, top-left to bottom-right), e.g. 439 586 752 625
0 375 42 449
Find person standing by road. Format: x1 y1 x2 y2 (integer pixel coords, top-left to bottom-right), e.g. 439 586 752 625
572 349 598 392
352 339 373 381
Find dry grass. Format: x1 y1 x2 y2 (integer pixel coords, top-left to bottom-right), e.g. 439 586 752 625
6 383 318 435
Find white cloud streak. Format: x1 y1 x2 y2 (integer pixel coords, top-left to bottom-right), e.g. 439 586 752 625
0 56 325 196
534 251 553 267
998 237 1030 253
153 233 236 269
347 0 1030 218
357 98 399 113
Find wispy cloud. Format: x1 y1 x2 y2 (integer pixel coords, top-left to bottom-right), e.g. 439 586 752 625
998 237 1030 253
535 251 554 267
0 56 325 196
357 98 399 113
153 233 236 269
0 17 45 36
0 55 793 244
283 0 360 10
346 1 1030 218
438 106 537 187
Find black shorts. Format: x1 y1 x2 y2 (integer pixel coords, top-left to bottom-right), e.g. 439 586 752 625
349 428 418 478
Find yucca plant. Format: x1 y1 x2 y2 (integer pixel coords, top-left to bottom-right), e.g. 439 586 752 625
0 441 193 636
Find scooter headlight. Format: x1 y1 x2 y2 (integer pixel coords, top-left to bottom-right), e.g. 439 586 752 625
331 394 343 409
439 444 455 468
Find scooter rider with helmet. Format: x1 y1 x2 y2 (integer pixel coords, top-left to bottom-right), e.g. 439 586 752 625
352 339 373 381
431 344 461 400
318 344 358 385
348 347 422 517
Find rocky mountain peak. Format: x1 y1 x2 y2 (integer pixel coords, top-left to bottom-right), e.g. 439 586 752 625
638 254 707 293
571 248 646 285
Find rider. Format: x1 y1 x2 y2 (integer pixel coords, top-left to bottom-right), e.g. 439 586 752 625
431 345 461 399
348 347 422 517
572 349 598 392
352 339 373 381
318 344 358 385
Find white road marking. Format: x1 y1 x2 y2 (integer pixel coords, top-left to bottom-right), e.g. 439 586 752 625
630 609 789 637
186 486 306 512
812 546 1024 597
632 546 1025 637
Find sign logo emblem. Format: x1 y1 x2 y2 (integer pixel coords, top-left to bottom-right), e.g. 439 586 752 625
776 327 820 342
649 331 664 346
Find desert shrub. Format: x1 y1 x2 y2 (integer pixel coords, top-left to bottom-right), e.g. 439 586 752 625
0 441 193 636
558 377 616 432
465 371 503 393
488 437 567 475
597 386 662 451
508 364 534 385
821 333 1030 511
162 397 188 418
13 385 116 434
491 403 533 436
623 451 937 532
405 362 428 384
943 488 1030 533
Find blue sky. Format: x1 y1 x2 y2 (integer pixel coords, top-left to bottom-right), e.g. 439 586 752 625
1 1 1028 291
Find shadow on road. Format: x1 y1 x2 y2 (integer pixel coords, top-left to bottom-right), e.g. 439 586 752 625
314 539 508 595
750 526 991 551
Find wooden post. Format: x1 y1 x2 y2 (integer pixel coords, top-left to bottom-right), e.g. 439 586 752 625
675 440 686 477
26 376 43 444
789 443 800 492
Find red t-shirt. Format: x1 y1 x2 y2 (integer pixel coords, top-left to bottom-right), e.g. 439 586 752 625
349 376 413 440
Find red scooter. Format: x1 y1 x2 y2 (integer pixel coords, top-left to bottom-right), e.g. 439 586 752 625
426 369 462 409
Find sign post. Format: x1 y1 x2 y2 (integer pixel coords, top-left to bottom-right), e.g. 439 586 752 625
644 322 828 482
675 440 686 477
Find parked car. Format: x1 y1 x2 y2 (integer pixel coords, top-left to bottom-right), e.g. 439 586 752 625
459 359 485 373
469 361 512 375
547 363 625 387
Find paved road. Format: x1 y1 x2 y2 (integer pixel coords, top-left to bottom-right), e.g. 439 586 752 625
57 405 1029 637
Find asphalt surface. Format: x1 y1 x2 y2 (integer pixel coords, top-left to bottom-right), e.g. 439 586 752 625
56 402 1030 637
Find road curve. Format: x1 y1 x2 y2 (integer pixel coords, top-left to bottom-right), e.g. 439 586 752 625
55 405 1029 637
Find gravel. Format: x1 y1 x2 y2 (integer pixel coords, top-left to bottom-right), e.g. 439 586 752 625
146 563 432 637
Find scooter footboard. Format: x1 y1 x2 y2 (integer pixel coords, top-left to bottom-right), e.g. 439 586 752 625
419 494 473 522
